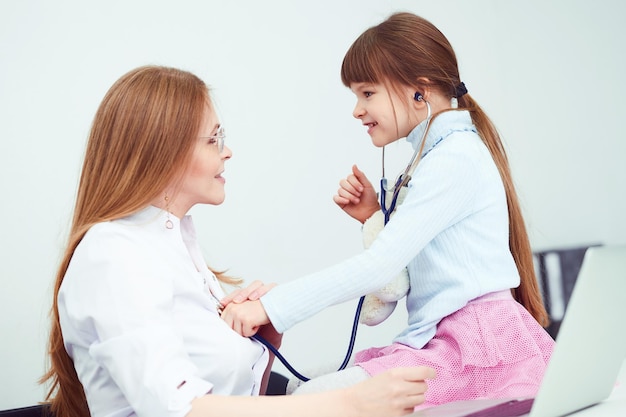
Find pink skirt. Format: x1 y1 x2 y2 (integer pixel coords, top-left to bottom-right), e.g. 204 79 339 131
354 291 555 409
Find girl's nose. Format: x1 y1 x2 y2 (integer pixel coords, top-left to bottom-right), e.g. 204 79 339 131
352 103 365 119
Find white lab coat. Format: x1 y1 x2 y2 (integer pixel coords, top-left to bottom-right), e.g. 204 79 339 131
58 205 268 417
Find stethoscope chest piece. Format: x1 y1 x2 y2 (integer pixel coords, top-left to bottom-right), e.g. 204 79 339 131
380 176 411 224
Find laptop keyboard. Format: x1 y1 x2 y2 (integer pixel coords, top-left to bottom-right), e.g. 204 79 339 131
462 398 534 417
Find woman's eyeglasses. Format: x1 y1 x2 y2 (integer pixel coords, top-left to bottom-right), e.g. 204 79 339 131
199 126 226 153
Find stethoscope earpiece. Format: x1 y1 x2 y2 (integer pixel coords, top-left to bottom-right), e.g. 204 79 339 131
414 92 424 101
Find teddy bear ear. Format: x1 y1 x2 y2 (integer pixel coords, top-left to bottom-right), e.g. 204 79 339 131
359 296 398 326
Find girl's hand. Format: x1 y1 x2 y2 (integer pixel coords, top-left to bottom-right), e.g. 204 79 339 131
220 280 276 306
333 165 380 224
220 299 270 337
348 366 436 416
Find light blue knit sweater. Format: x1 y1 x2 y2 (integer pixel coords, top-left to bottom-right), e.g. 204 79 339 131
261 110 520 349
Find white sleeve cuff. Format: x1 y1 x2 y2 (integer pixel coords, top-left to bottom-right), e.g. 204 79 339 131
167 376 213 417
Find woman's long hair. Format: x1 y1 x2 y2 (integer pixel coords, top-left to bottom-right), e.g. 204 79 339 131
340 12 548 327
40 65 237 417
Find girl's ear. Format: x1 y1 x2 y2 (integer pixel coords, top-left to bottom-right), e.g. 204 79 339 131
414 77 432 102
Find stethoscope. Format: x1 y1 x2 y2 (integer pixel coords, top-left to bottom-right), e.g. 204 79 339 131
381 95 432 224
253 96 433 382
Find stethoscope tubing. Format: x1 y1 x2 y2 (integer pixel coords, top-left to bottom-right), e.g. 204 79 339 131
252 296 365 382
380 100 431 224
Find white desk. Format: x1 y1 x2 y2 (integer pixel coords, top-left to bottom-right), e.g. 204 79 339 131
411 359 626 416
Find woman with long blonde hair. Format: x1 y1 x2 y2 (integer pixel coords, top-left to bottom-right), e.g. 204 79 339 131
40 65 435 417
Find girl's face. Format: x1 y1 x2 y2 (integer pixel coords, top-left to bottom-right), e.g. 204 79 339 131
350 82 420 147
173 105 232 215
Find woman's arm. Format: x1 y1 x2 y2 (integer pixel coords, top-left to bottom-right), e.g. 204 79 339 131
189 366 435 417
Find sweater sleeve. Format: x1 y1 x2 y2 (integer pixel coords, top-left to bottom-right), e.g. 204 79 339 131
261 132 485 333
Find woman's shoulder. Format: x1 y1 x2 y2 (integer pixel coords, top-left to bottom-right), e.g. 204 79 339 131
65 218 169 294
85 219 138 241
78 218 156 261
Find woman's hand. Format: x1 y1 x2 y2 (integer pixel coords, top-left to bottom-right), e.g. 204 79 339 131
220 280 276 306
347 366 436 416
220 281 276 339
333 165 380 224
220 299 270 337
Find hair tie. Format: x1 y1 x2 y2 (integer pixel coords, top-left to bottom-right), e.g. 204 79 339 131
455 82 468 98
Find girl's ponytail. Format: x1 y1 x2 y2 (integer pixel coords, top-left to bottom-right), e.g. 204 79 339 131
460 94 549 327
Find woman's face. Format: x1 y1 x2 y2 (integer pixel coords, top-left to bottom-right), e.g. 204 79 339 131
173 105 232 215
349 82 420 147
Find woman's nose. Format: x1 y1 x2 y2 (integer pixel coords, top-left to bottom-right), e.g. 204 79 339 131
222 144 232 159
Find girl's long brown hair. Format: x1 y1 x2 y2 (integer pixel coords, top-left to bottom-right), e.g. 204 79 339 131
40 66 238 417
341 12 548 327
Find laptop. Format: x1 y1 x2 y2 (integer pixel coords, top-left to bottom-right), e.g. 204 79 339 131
410 245 626 417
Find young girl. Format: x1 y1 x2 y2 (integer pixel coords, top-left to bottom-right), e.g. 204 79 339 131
40 65 435 417
221 12 555 408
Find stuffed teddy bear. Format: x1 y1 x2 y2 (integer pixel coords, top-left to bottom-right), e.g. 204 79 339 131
359 186 410 326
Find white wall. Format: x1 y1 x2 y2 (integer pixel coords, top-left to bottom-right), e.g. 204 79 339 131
1 0 624 409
